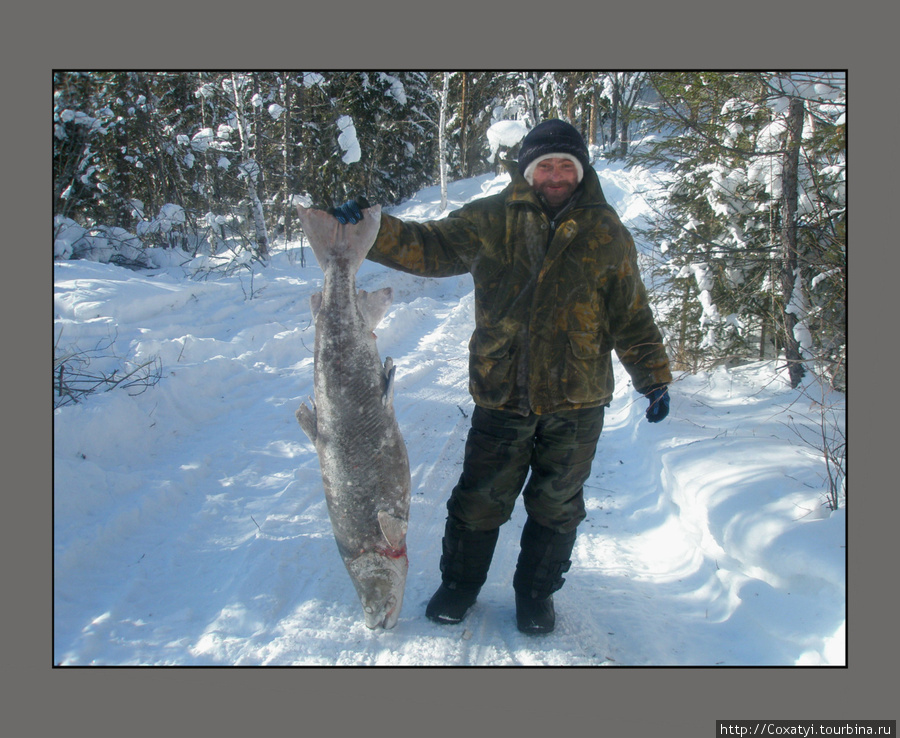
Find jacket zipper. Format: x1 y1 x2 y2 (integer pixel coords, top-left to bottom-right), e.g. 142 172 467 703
512 198 607 242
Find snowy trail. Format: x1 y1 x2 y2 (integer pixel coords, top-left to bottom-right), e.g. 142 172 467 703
53 171 845 666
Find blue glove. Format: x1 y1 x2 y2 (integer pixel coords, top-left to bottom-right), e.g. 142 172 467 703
644 384 670 423
329 196 371 224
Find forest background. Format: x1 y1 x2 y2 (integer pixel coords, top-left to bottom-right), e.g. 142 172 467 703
53 71 846 402
53 71 847 516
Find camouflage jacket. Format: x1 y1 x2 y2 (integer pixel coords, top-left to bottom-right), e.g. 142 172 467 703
367 162 672 415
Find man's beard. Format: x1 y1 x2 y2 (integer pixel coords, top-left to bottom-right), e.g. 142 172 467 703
534 180 578 209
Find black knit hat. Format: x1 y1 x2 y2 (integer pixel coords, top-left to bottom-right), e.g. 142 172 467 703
517 119 591 183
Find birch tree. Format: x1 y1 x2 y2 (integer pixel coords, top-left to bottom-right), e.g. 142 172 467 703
280 74 294 244
230 73 269 258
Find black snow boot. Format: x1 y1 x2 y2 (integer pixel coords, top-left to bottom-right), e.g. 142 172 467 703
426 521 499 624
515 592 558 635
512 517 577 635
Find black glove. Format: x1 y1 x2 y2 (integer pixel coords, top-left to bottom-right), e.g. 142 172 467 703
643 384 670 423
329 196 371 224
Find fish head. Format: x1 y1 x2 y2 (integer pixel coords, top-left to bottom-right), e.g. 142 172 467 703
346 548 409 629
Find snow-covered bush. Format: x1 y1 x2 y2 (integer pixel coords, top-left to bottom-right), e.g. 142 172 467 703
54 215 150 268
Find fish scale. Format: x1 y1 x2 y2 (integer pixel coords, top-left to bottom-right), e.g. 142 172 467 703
294 205 411 630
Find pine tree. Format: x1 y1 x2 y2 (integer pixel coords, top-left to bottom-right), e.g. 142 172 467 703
631 72 845 388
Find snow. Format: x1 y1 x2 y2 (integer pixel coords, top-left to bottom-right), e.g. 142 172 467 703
336 114 361 164
486 119 529 162
377 72 408 105
53 164 845 667
190 127 215 152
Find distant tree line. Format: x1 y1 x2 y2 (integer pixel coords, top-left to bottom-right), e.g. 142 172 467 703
53 72 648 245
53 71 440 254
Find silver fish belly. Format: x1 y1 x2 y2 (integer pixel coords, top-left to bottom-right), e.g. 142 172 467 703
295 205 411 629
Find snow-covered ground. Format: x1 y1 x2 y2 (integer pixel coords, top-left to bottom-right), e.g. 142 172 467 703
53 164 845 666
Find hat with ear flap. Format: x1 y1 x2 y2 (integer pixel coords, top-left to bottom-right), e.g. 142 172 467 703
518 119 591 185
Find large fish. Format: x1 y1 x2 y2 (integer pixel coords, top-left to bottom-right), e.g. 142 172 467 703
294 204 411 630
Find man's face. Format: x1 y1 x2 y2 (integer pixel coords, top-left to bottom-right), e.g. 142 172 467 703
530 157 580 208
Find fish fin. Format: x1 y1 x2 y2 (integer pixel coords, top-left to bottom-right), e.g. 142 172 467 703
296 399 317 442
310 292 323 319
296 205 382 273
378 510 408 550
382 357 396 408
357 287 393 331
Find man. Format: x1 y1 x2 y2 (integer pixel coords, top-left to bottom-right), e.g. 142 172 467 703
330 119 672 634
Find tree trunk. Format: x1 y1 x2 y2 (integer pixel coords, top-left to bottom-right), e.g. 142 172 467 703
230 73 269 258
459 72 469 179
759 315 767 359
678 280 692 370
55 122 90 221
282 75 293 243
524 72 540 125
609 74 620 156
779 97 806 388
588 83 598 149
438 72 450 212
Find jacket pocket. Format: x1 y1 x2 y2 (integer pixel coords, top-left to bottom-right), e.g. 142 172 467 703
563 331 611 404
469 327 518 407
